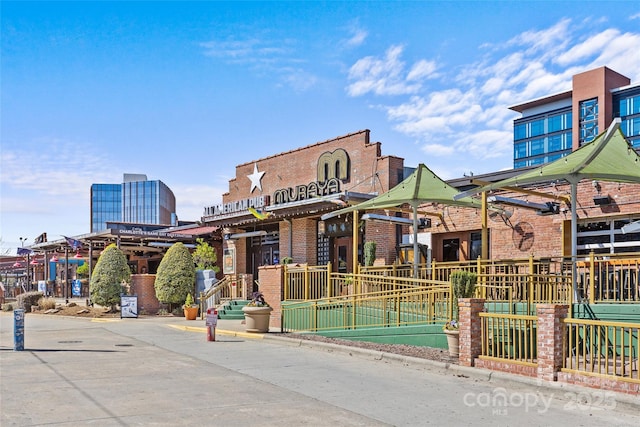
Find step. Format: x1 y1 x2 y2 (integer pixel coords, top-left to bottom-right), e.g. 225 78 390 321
216 300 249 319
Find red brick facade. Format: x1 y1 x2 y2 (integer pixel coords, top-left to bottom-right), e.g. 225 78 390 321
257 265 284 328
130 274 160 314
428 179 640 261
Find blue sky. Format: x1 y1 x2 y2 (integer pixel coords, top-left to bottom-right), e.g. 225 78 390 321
2 1 640 254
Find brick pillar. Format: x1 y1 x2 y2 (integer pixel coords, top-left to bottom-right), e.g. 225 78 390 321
458 298 485 367
536 304 569 382
130 274 160 314
258 265 284 329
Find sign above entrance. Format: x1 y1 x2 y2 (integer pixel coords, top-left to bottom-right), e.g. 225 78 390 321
203 148 351 219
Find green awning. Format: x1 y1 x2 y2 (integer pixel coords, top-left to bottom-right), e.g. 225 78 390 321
459 122 640 194
322 163 480 220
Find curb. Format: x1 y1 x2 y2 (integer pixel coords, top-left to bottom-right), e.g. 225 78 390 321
166 324 266 340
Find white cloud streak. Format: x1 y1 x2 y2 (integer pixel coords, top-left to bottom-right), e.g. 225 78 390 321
346 18 640 173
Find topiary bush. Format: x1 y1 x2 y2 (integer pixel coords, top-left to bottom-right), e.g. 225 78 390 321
90 243 131 311
16 291 45 312
154 242 196 307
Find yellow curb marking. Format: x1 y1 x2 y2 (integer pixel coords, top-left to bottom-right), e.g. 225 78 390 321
167 324 265 339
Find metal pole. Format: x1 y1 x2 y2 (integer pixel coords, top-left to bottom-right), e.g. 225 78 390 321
571 182 579 302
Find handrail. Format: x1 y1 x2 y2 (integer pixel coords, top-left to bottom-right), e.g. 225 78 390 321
199 275 237 319
282 284 451 332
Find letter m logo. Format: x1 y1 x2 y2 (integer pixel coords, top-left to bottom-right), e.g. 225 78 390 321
317 149 350 183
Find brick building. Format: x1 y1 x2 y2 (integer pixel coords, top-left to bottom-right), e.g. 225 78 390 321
201 130 408 282
201 67 640 280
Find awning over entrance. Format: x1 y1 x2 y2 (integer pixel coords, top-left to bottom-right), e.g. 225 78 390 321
321 164 481 276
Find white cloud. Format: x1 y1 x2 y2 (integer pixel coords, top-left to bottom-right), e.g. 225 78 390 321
200 36 318 91
347 45 435 96
347 17 640 174
555 29 619 66
172 184 226 221
420 143 455 157
346 25 368 47
407 60 438 81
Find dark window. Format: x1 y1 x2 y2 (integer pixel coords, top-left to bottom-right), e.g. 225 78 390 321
442 239 460 262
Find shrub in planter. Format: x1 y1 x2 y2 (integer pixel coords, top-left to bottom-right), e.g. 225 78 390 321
449 270 478 322
90 244 130 312
155 242 196 310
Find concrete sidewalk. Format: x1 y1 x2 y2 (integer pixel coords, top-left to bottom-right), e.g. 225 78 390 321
2 312 639 426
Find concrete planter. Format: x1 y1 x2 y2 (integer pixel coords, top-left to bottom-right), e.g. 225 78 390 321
242 305 273 333
444 329 460 358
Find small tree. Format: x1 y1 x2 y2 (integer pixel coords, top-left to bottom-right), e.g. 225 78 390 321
90 244 130 311
155 242 196 307
192 238 220 272
76 261 89 278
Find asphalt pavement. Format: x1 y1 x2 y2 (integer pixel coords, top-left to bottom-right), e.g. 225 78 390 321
1 312 639 426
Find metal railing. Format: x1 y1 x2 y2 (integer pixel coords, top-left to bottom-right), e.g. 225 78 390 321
479 312 538 366
199 274 248 319
575 252 640 303
563 317 639 382
282 284 451 333
291 252 640 305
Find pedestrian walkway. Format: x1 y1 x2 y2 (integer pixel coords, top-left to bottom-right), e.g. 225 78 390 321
2 312 639 426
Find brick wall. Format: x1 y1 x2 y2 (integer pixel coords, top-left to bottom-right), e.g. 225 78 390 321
222 130 387 202
292 218 318 263
257 265 283 329
429 180 640 260
130 274 160 314
458 298 484 367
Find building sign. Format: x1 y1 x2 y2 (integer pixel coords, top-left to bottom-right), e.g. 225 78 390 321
273 178 341 205
115 229 192 239
204 195 269 218
203 149 350 219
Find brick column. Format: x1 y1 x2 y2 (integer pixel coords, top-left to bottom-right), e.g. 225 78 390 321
536 304 569 382
258 265 284 329
458 298 485 367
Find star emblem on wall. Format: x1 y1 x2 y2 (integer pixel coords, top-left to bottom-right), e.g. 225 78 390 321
247 163 265 193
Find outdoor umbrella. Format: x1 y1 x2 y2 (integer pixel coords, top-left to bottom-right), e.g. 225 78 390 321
455 119 640 299
321 163 481 277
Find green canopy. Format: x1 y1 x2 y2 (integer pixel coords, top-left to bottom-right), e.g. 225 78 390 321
456 119 640 299
323 163 480 216
322 163 480 275
458 123 640 192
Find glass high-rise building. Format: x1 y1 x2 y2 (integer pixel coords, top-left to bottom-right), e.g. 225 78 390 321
90 174 177 232
511 67 640 169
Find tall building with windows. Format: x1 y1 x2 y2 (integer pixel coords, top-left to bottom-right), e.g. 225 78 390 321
511 67 640 168
90 174 177 232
